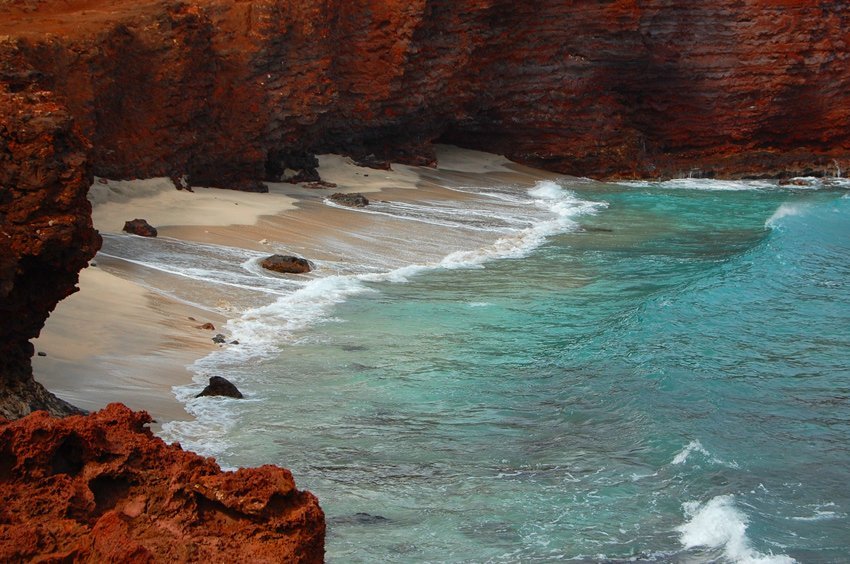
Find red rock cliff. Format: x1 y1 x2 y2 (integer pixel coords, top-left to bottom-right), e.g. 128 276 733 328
1 0 848 187
0 88 101 418
0 403 325 562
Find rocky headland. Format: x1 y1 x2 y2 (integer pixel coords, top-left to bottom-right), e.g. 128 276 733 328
2 0 849 560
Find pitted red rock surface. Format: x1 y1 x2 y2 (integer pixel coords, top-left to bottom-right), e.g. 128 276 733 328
0 403 325 563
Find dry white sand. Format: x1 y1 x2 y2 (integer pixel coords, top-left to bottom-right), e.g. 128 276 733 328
88 177 298 231
33 145 555 425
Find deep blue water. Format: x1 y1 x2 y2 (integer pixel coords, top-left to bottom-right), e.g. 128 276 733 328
157 178 849 562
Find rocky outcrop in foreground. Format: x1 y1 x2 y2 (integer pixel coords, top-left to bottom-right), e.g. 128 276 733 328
0 88 101 419
0 403 325 562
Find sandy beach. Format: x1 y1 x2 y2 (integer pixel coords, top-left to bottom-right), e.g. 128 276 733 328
32 146 556 426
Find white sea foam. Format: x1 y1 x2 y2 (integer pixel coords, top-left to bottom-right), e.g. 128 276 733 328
438 182 606 268
184 181 596 363
789 503 844 522
528 180 568 200
224 275 375 356
780 176 850 190
620 175 850 192
160 396 245 463
677 495 796 563
618 178 776 191
672 439 712 464
324 197 529 232
671 439 739 468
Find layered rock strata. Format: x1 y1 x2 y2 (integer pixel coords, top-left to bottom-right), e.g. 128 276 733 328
1 0 848 188
0 403 325 562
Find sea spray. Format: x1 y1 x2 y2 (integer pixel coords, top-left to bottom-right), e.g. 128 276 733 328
765 202 809 229
678 496 795 564
671 439 739 468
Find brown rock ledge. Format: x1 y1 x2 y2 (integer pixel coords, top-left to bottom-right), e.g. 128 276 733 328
0 403 325 563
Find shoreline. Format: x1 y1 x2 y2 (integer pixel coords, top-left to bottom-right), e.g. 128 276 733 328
32 146 558 428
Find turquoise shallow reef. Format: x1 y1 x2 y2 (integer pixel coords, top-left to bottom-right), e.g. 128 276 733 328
137 175 850 562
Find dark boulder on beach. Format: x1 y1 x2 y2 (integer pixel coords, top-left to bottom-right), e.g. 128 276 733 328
261 254 312 274
196 376 243 399
329 192 370 208
122 218 158 237
212 334 227 344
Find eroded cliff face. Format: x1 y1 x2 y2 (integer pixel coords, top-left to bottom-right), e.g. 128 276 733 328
1 0 848 187
0 87 101 419
0 403 325 562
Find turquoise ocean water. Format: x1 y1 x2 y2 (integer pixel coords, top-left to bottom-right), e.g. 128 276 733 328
108 173 850 562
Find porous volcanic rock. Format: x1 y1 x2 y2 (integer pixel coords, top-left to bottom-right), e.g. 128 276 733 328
197 376 244 399
122 218 158 237
329 192 369 208
0 403 325 562
0 88 101 419
262 255 313 274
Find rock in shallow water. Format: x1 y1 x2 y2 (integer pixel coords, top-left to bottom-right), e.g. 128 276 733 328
331 512 390 525
261 254 312 274
196 375 243 399
329 192 370 208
